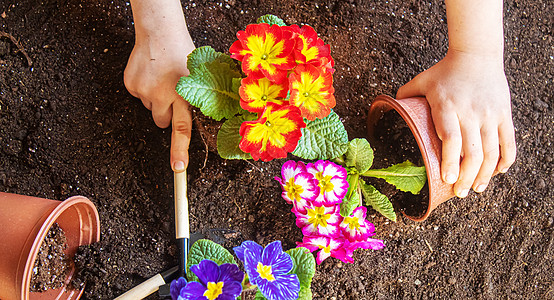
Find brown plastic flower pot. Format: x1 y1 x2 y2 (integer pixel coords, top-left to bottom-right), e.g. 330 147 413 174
0 193 100 300
367 95 456 222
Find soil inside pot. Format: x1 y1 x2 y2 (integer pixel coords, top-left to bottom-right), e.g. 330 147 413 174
30 223 71 292
370 110 429 219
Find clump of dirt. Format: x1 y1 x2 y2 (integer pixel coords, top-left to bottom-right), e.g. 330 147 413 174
30 223 70 292
370 110 429 219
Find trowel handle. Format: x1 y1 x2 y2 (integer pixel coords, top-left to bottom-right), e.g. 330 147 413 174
174 171 189 239
114 266 178 300
174 170 189 277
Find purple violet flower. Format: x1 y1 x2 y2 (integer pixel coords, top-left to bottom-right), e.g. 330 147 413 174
170 277 188 300
234 240 300 300
171 259 243 300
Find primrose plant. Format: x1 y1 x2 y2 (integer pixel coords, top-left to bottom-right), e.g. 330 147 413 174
170 239 316 300
176 14 348 162
275 160 386 264
274 139 427 264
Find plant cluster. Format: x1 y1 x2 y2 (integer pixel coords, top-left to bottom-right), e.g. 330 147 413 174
170 239 315 300
172 13 428 300
275 160 385 264
176 15 348 162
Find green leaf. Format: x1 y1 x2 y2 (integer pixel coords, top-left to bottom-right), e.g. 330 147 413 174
255 290 267 300
176 60 242 121
186 239 237 282
257 14 286 26
345 138 374 173
187 46 236 72
297 286 313 300
217 114 256 160
286 247 316 288
340 173 361 217
360 179 396 222
362 160 427 194
232 77 242 95
292 111 349 160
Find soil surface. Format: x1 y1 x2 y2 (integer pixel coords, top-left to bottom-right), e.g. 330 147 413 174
1 0 553 299
30 223 70 292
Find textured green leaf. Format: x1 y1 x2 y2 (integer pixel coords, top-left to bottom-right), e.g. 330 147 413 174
257 14 287 26
176 61 242 121
362 160 427 194
217 114 256 160
186 239 237 282
345 138 374 173
232 77 242 95
187 46 236 71
360 179 396 222
340 173 361 217
292 111 349 160
286 247 316 288
297 286 313 300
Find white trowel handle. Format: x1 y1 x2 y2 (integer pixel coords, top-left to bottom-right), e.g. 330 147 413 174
174 171 189 239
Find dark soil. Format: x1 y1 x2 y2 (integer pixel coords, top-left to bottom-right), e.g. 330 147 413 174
1 0 553 299
30 223 70 292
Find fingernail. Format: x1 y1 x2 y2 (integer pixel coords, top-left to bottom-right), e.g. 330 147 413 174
474 184 487 193
457 189 469 198
174 161 185 172
445 173 457 184
500 167 509 173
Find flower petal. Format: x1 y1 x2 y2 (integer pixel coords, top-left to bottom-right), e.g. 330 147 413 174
180 281 207 298
221 281 243 299
239 104 306 161
191 260 220 286
234 241 263 263
170 277 187 300
289 64 335 120
218 263 244 284
257 273 300 300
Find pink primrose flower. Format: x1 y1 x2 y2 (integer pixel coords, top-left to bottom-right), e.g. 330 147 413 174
339 206 376 242
297 235 351 264
294 202 342 237
306 160 348 206
275 160 319 213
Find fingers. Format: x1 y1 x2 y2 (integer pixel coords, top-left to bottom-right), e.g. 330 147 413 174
497 118 517 173
431 106 463 186
454 123 483 198
171 98 193 173
152 101 172 128
396 74 425 99
471 125 500 193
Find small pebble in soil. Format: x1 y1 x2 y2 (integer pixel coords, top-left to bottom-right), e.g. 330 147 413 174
30 223 70 292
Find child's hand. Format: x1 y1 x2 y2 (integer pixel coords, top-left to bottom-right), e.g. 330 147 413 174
397 50 516 198
125 0 195 172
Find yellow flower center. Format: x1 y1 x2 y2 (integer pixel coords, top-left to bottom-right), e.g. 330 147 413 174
344 216 360 230
261 54 268 60
307 206 331 227
285 177 304 202
203 281 224 300
315 172 334 194
257 262 275 281
318 244 331 253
